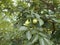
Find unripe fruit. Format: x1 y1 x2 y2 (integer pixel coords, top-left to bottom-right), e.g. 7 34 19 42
23 20 30 26
33 18 38 24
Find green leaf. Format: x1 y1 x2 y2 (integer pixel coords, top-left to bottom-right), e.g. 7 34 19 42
38 19 44 26
32 35 38 44
39 37 53 45
52 18 60 23
39 32 47 38
34 13 40 19
26 31 32 40
44 38 53 45
19 26 27 31
39 37 45 45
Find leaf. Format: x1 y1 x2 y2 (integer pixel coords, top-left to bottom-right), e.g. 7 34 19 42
39 37 45 45
39 32 47 38
27 42 32 45
39 37 53 45
52 18 60 23
26 31 32 40
44 38 53 45
34 13 40 19
38 19 44 26
32 35 38 44
19 26 27 31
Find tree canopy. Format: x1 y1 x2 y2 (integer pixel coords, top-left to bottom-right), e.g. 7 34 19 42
0 0 60 45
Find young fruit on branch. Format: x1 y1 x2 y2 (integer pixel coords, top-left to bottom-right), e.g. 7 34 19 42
33 18 38 24
23 19 30 26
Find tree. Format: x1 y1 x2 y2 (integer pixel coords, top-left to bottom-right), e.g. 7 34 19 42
0 0 60 45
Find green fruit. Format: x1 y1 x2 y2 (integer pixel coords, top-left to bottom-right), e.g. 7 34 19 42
23 20 30 26
33 18 38 24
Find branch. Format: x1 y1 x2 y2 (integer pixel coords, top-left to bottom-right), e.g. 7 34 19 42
51 21 56 35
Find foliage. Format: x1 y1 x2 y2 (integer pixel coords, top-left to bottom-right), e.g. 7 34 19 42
0 0 60 45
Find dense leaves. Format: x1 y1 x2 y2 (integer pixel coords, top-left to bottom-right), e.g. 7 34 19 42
0 0 60 45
